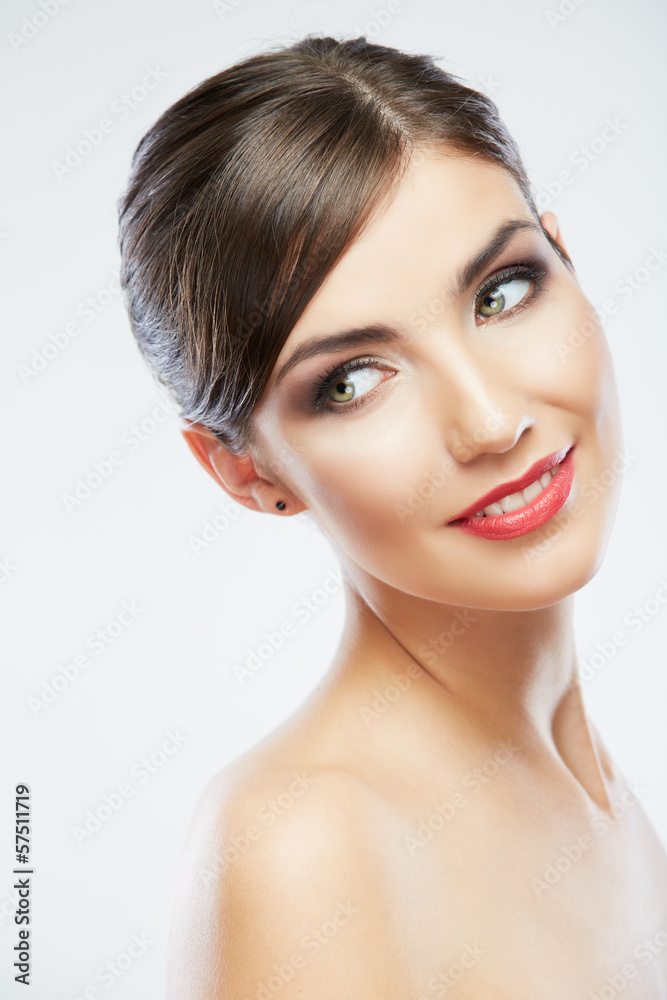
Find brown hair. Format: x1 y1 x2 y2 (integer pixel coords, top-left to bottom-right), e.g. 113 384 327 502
117 34 558 457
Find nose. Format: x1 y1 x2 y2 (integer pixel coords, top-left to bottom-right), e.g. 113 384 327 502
440 355 535 464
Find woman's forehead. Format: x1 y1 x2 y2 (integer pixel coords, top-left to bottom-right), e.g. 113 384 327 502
288 153 532 327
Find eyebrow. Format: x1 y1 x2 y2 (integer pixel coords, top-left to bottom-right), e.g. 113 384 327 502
273 217 543 388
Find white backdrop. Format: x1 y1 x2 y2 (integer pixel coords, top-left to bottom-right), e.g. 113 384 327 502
2 0 666 995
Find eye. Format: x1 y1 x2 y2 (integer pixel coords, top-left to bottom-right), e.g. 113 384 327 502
311 356 390 413
478 277 531 318
475 263 547 322
327 367 383 404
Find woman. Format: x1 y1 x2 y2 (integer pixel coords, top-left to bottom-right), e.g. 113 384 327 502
118 34 667 998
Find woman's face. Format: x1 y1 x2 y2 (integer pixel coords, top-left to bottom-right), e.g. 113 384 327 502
250 146 623 610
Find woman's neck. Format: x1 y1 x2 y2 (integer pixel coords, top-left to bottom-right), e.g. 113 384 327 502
312 575 616 814
338 576 578 737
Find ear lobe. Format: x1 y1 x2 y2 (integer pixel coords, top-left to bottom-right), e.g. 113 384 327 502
179 419 305 515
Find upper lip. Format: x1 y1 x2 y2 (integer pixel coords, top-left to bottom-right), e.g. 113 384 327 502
449 444 574 521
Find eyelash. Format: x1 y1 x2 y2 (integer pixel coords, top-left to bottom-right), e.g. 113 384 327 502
310 261 548 413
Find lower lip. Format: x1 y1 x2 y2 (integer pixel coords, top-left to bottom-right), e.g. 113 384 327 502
448 447 575 540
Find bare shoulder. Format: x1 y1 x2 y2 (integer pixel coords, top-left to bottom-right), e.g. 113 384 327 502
165 746 405 998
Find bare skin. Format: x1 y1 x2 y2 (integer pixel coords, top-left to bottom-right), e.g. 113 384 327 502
168 147 667 998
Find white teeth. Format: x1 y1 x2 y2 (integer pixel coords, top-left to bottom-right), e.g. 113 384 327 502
501 491 526 513
483 501 504 516
522 478 544 503
478 462 562 517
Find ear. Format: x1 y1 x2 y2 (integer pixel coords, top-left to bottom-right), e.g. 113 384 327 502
540 210 576 274
179 419 307 516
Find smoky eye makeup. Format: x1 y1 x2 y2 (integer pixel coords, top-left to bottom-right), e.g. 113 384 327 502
288 232 554 414
474 259 548 323
309 355 392 414
304 255 552 415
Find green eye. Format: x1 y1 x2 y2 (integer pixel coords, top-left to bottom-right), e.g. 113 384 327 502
327 367 382 404
329 377 355 403
478 277 532 318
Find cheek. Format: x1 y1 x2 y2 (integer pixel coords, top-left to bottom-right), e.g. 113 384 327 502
550 296 622 445
290 401 443 558
521 290 622 435
520 289 624 505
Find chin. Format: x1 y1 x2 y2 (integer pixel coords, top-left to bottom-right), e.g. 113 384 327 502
475 518 615 610
413 492 619 612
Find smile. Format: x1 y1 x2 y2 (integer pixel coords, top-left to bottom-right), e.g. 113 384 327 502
448 445 576 540
473 461 564 516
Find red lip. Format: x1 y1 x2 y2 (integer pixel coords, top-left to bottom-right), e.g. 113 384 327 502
449 445 574 539
449 449 575 540
448 444 574 523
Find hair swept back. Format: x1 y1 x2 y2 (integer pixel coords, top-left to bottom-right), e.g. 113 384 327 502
118 34 547 457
